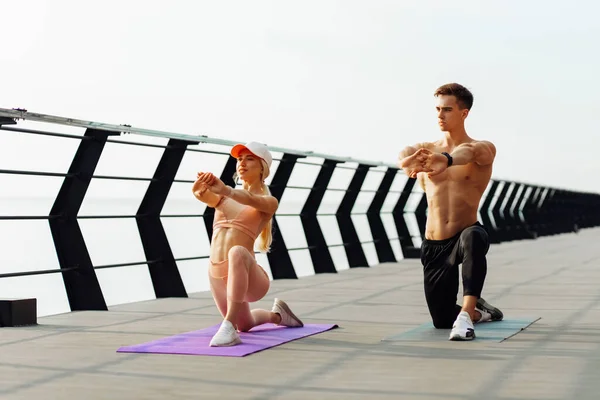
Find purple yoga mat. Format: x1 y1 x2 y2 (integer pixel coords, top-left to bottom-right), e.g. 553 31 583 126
117 323 338 357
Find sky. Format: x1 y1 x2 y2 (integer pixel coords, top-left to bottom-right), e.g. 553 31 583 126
2 0 600 193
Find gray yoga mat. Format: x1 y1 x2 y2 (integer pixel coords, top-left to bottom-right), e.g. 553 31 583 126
382 318 541 342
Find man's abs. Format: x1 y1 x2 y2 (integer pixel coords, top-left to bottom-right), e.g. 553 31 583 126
425 201 479 240
420 169 488 240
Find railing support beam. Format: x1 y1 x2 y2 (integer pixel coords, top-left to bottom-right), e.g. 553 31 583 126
50 128 118 311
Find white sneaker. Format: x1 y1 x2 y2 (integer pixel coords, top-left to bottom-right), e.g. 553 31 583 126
272 298 303 327
475 307 492 323
209 320 242 347
449 311 476 341
476 297 504 321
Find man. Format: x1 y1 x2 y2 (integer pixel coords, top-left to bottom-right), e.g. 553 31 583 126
397 83 504 341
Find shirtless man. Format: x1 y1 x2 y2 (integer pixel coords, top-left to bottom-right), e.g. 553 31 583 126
397 83 504 341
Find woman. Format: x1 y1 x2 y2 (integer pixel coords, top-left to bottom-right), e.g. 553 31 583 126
193 141 304 347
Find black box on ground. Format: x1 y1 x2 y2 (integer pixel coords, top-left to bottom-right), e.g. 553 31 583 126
0 298 37 327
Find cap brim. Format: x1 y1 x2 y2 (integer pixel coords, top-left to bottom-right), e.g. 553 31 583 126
230 144 249 158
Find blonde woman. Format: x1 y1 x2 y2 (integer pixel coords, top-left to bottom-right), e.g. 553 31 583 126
193 142 303 347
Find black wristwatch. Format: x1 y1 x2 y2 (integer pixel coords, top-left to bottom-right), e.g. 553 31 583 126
441 152 453 167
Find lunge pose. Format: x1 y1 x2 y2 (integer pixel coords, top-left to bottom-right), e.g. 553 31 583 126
193 141 303 347
397 83 503 341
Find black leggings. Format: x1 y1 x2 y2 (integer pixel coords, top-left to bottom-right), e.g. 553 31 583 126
420 222 490 329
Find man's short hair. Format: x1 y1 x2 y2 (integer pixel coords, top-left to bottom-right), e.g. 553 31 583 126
434 83 474 110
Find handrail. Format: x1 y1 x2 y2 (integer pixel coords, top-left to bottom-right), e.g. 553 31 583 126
0 107 395 168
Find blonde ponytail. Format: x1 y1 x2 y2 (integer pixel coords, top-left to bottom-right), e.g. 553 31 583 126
239 169 273 254
256 182 273 253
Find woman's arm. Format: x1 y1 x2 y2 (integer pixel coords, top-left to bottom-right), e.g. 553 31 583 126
192 179 222 208
194 172 278 214
221 186 278 215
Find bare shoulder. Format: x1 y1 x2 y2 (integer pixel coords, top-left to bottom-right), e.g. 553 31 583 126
469 138 497 167
473 139 496 152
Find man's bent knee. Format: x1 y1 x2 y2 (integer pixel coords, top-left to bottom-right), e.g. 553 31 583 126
460 226 489 252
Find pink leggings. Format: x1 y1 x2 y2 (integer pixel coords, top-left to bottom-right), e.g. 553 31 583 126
208 245 270 326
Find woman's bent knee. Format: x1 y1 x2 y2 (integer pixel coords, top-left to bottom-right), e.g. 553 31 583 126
228 245 252 262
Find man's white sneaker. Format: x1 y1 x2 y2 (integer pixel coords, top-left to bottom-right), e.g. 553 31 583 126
475 307 492 323
209 320 242 347
449 311 476 341
272 298 303 327
476 297 504 321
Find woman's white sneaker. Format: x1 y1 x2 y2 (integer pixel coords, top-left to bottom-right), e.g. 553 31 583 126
272 298 304 327
209 320 242 347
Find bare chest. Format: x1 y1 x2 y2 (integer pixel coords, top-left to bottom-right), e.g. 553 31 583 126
431 163 474 182
419 163 490 191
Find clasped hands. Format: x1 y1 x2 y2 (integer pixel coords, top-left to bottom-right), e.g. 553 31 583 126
193 172 230 196
400 148 449 178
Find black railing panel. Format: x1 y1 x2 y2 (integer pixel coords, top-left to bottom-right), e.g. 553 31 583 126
403 186 426 249
49 128 117 312
312 165 351 270
301 159 340 274
367 167 400 263
379 172 407 261
347 166 390 267
479 180 501 243
136 138 195 298
336 163 373 268
314 214 349 270
507 184 530 240
392 177 419 258
491 181 510 241
274 161 319 278
266 153 304 279
498 182 520 241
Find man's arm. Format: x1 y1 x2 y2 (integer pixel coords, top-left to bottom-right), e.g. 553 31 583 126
397 142 430 168
449 140 496 166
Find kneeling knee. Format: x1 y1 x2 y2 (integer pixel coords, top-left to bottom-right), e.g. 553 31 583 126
237 322 252 332
432 318 454 329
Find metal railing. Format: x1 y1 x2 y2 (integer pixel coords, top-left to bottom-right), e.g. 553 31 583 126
1 107 599 314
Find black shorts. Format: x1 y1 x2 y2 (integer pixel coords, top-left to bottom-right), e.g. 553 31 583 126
420 222 490 328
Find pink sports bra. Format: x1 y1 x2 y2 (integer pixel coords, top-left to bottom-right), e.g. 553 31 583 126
212 196 265 240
